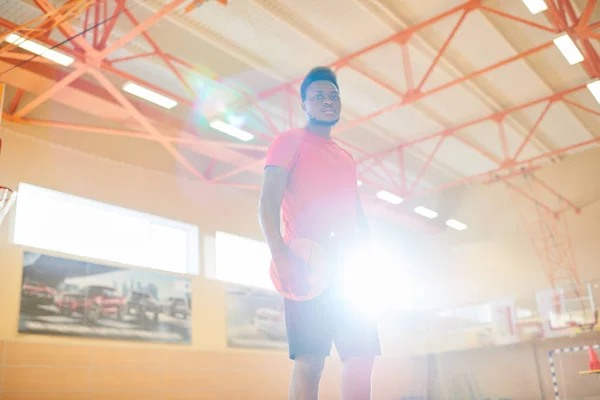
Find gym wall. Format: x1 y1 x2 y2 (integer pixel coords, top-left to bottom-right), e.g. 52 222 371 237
2 125 600 400
428 331 600 400
0 127 427 399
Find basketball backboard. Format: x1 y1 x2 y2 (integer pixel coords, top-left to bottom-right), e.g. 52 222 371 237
537 284 598 335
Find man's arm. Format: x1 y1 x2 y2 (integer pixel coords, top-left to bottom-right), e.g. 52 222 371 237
356 193 371 241
258 166 289 255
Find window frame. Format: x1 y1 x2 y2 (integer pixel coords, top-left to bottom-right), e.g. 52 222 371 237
11 182 200 275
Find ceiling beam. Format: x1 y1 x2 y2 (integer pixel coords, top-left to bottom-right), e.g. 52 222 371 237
478 5 599 149
349 0 559 159
127 0 466 186
247 0 468 183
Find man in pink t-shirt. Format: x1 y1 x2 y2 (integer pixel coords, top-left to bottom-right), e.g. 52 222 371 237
258 67 381 400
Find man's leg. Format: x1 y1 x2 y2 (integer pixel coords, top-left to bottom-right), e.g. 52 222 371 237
289 355 327 400
341 356 375 400
332 288 381 400
284 293 334 400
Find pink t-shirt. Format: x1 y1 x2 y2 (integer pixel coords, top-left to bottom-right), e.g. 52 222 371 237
265 128 358 250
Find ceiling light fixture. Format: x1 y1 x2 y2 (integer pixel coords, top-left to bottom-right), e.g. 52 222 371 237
414 206 438 219
521 0 548 14
376 190 403 205
122 82 178 109
4 33 74 67
553 34 584 65
210 119 255 142
446 219 467 231
587 80 600 104
357 180 363 187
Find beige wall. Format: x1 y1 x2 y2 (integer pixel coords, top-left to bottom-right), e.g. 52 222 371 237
0 126 261 349
3 124 600 399
0 127 428 398
418 146 600 310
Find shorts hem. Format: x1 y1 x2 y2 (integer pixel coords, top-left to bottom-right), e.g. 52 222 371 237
289 350 332 361
338 350 382 363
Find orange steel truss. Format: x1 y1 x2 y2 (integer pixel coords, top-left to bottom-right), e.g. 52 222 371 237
491 168 583 300
0 0 598 198
1 0 598 289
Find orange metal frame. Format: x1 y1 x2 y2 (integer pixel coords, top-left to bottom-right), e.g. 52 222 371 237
0 1 598 194
0 0 598 289
0 0 598 196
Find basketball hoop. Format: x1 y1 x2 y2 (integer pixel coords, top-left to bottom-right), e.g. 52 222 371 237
0 186 16 226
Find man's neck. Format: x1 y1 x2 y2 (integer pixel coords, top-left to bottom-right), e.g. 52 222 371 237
306 122 332 139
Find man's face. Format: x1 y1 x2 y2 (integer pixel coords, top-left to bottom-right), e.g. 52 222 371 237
302 80 342 126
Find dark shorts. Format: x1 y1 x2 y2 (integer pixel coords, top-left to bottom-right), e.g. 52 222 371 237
284 287 382 361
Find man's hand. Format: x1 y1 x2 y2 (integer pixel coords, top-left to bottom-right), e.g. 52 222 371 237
272 246 311 298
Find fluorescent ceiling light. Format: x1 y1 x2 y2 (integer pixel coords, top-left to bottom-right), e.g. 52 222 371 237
553 34 584 65
521 0 547 14
4 33 74 67
588 80 600 104
210 119 255 142
414 206 438 219
122 82 177 109
376 190 403 205
357 180 363 187
446 219 467 231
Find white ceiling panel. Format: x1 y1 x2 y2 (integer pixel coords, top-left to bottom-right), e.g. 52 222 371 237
524 46 590 92
270 0 391 53
184 1 335 77
458 120 504 160
416 84 491 125
0 0 41 25
371 105 445 141
355 42 407 93
414 136 499 177
445 10 521 71
503 119 544 162
536 102 597 154
407 41 456 91
336 67 401 117
482 0 556 49
475 59 552 107
380 0 466 23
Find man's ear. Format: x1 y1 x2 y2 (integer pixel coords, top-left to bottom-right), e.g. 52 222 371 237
300 102 306 112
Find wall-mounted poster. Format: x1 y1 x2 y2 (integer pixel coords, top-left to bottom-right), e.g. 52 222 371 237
19 251 192 344
226 283 287 350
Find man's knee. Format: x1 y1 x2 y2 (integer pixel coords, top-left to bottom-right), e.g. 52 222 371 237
294 355 326 381
342 356 375 376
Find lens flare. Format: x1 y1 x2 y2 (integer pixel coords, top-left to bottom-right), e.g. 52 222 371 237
342 243 414 318
227 114 247 128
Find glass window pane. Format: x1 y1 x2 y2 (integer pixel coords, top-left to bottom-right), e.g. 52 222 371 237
12 183 199 275
214 231 272 290
149 223 188 274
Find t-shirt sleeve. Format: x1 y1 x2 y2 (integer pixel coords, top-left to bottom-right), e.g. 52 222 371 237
265 133 300 171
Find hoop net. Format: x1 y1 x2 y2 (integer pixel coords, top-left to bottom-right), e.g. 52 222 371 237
0 186 16 226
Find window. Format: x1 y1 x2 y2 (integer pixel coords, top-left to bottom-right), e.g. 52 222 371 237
12 183 199 275
210 231 272 290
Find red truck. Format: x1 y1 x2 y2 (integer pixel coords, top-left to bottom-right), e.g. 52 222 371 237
22 279 57 306
59 285 127 324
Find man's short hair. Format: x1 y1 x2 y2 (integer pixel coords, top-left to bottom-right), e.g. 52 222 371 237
300 67 339 102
